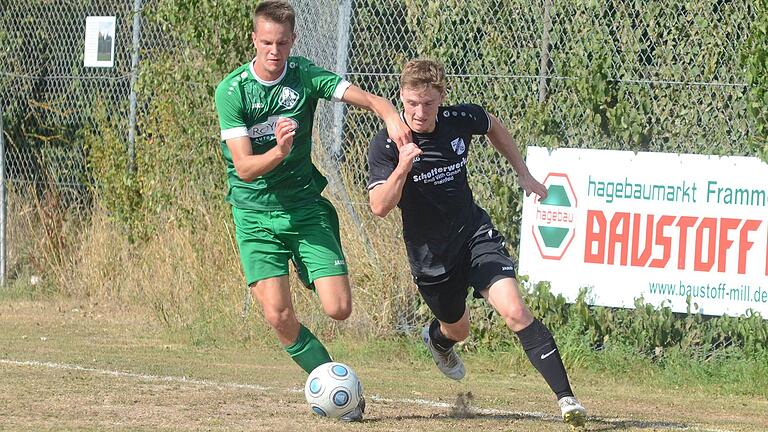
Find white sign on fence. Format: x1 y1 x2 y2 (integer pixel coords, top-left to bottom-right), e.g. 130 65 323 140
83 16 116 68
519 146 768 318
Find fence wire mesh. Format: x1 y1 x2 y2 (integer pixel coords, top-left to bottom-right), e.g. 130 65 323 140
2 1 129 188
0 0 757 303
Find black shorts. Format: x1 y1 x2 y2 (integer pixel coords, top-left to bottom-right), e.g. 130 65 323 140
414 222 517 324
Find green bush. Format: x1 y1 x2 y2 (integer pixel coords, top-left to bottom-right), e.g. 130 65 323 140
745 0 768 161
465 280 768 361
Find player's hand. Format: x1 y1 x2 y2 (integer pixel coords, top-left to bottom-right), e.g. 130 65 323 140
274 117 297 158
396 142 422 173
519 173 548 199
384 114 413 149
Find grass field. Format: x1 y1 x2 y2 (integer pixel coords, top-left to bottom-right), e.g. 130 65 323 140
1 297 766 432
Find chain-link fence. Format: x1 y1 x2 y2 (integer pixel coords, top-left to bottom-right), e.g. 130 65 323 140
0 0 172 284
0 0 758 287
1 1 131 186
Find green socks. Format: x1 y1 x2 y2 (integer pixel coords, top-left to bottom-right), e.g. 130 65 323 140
285 324 332 374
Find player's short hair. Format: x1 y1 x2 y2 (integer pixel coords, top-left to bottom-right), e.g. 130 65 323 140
400 59 446 94
253 0 296 33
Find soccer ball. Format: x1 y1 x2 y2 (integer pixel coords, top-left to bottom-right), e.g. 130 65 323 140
304 362 363 419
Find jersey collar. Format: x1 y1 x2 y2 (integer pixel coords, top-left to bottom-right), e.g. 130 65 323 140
249 57 288 86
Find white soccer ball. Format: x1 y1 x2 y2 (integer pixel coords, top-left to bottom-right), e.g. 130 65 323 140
304 362 363 419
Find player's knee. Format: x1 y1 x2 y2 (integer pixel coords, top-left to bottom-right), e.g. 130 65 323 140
325 302 352 321
263 307 297 331
501 304 532 328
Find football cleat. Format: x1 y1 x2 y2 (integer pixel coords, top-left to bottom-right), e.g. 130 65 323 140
339 396 365 422
421 326 465 380
558 396 587 429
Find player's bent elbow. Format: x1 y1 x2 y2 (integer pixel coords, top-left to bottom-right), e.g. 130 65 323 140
235 166 256 183
369 202 390 218
239 173 256 183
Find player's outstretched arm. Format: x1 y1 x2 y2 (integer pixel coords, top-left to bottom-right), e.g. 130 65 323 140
368 142 422 217
226 118 296 182
340 85 413 149
486 114 548 199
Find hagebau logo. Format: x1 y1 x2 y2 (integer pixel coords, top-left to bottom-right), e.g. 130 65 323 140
532 173 577 260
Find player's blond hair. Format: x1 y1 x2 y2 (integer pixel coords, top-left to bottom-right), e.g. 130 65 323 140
400 59 446 94
253 0 296 32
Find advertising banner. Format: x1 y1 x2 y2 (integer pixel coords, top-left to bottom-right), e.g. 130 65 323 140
519 147 768 318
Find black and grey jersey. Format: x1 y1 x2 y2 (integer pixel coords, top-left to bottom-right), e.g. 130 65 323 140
367 103 492 277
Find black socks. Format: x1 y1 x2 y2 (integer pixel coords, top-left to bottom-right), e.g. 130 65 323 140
427 317 575 400
515 319 574 400
429 318 457 352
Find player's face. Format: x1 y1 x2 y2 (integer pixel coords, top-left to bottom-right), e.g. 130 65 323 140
251 18 295 80
400 86 444 133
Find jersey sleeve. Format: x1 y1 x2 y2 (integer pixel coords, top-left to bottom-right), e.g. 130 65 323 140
367 130 398 190
453 103 491 135
214 78 248 140
297 57 351 102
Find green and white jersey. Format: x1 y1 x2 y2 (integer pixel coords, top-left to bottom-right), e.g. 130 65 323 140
215 56 350 210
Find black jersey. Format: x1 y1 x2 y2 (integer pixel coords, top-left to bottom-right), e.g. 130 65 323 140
367 103 493 277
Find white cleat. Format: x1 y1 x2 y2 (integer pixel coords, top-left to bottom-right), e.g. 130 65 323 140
421 326 465 380
558 396 587 429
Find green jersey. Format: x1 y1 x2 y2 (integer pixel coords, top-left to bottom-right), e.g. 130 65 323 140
215 56 350 210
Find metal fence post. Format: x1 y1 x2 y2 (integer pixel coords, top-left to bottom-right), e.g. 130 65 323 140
330 0 377 260
0 107 6 287
128 0 143 174
332 0 352 161
538 0 553 103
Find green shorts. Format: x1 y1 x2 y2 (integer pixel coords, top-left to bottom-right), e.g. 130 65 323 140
232 198 348 287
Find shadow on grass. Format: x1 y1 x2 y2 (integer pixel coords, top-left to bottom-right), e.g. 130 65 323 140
364 412 702 431
362 392 703 432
